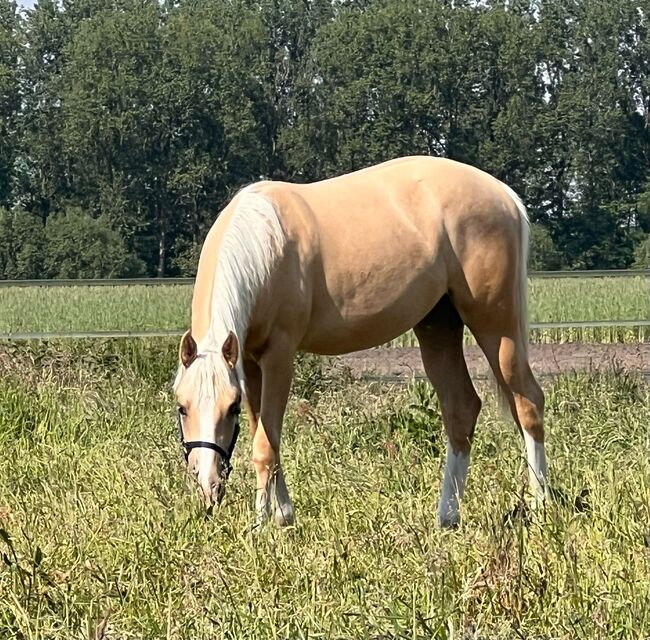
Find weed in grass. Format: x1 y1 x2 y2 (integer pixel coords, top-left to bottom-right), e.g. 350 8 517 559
379 380 443 456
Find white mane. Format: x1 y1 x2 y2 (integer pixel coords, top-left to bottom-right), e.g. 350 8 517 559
174 188 285 398
204 188 285 356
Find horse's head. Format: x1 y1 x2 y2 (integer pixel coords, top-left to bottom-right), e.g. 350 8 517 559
173 330 242 507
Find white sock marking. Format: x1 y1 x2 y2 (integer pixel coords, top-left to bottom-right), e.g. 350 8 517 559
523 430 547 503
438 442 470 527
255 465 295 527
255 475 274 524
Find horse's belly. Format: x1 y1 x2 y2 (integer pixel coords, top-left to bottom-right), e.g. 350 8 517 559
299 264 446 355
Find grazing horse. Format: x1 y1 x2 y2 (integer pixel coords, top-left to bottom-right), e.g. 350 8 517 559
173 156 547 528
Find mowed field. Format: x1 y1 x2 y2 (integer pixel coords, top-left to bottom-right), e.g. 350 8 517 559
0 276 648 343
0 341 647 639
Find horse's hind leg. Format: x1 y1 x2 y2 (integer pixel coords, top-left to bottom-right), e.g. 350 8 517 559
468 322 547 504
414 295 482 528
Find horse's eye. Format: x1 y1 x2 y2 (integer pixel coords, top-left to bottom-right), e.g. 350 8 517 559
178 406 187 417
229 402 241 416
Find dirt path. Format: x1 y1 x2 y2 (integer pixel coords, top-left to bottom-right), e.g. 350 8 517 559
334 343 650 381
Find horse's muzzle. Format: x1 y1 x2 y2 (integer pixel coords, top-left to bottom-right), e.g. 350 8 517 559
199 475 227 508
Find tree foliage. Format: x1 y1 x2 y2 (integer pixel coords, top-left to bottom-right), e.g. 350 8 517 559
529 223 563 271
44 208 145 278
0 0 649 277
633 235 650 268
0 207 46 279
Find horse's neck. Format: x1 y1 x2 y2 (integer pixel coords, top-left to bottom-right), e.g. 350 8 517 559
199 189 285 378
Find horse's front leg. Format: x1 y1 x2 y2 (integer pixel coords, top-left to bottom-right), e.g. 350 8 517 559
252 345 295 527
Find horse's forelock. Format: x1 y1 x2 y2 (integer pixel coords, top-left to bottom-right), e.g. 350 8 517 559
173 351 232 403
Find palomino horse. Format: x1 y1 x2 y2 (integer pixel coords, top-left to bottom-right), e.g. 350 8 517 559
173 156 547 528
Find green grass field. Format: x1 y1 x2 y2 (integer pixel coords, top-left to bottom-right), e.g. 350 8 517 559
0 276 648 343
0 342 647 639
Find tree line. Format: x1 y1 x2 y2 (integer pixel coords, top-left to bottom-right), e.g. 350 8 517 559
1 0 649 278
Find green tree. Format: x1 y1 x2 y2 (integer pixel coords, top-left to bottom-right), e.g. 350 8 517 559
0 1 21 207
0 207 46 279
632 235 650 268
15 0 73 220
538 0 649 268
529 223 563 271
60 0 271 275
283 1 462 178
60 0 168 273
634 175 650 233
5 0 650 277
159 0 269 268
44 208 145 278
472 3 544 191
252 0 337 179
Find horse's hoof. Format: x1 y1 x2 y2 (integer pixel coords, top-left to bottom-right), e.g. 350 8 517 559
275 503 295 527
439 516 460 530
503 502 531 527
573 488 591 513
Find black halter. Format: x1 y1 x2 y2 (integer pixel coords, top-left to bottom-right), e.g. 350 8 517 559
177 413 240 478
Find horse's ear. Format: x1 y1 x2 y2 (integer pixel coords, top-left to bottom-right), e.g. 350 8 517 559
221 331 238 369
179 330 198 368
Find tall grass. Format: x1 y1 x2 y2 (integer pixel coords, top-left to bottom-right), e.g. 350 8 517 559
0 277 647 343
0 285 192 333
0 343 647 638
528 277 648 323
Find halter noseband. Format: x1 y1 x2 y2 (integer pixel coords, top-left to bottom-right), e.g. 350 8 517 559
177 414 240 479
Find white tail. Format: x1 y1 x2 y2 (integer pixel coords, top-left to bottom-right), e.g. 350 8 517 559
492 182 531 414
501 182 530 359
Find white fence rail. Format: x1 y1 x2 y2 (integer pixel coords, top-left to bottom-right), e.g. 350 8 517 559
0 320 648 341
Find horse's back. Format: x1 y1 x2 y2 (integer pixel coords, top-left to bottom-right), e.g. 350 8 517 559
258 156 520 264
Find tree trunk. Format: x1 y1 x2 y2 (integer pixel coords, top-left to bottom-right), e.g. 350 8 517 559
157 221 165 277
